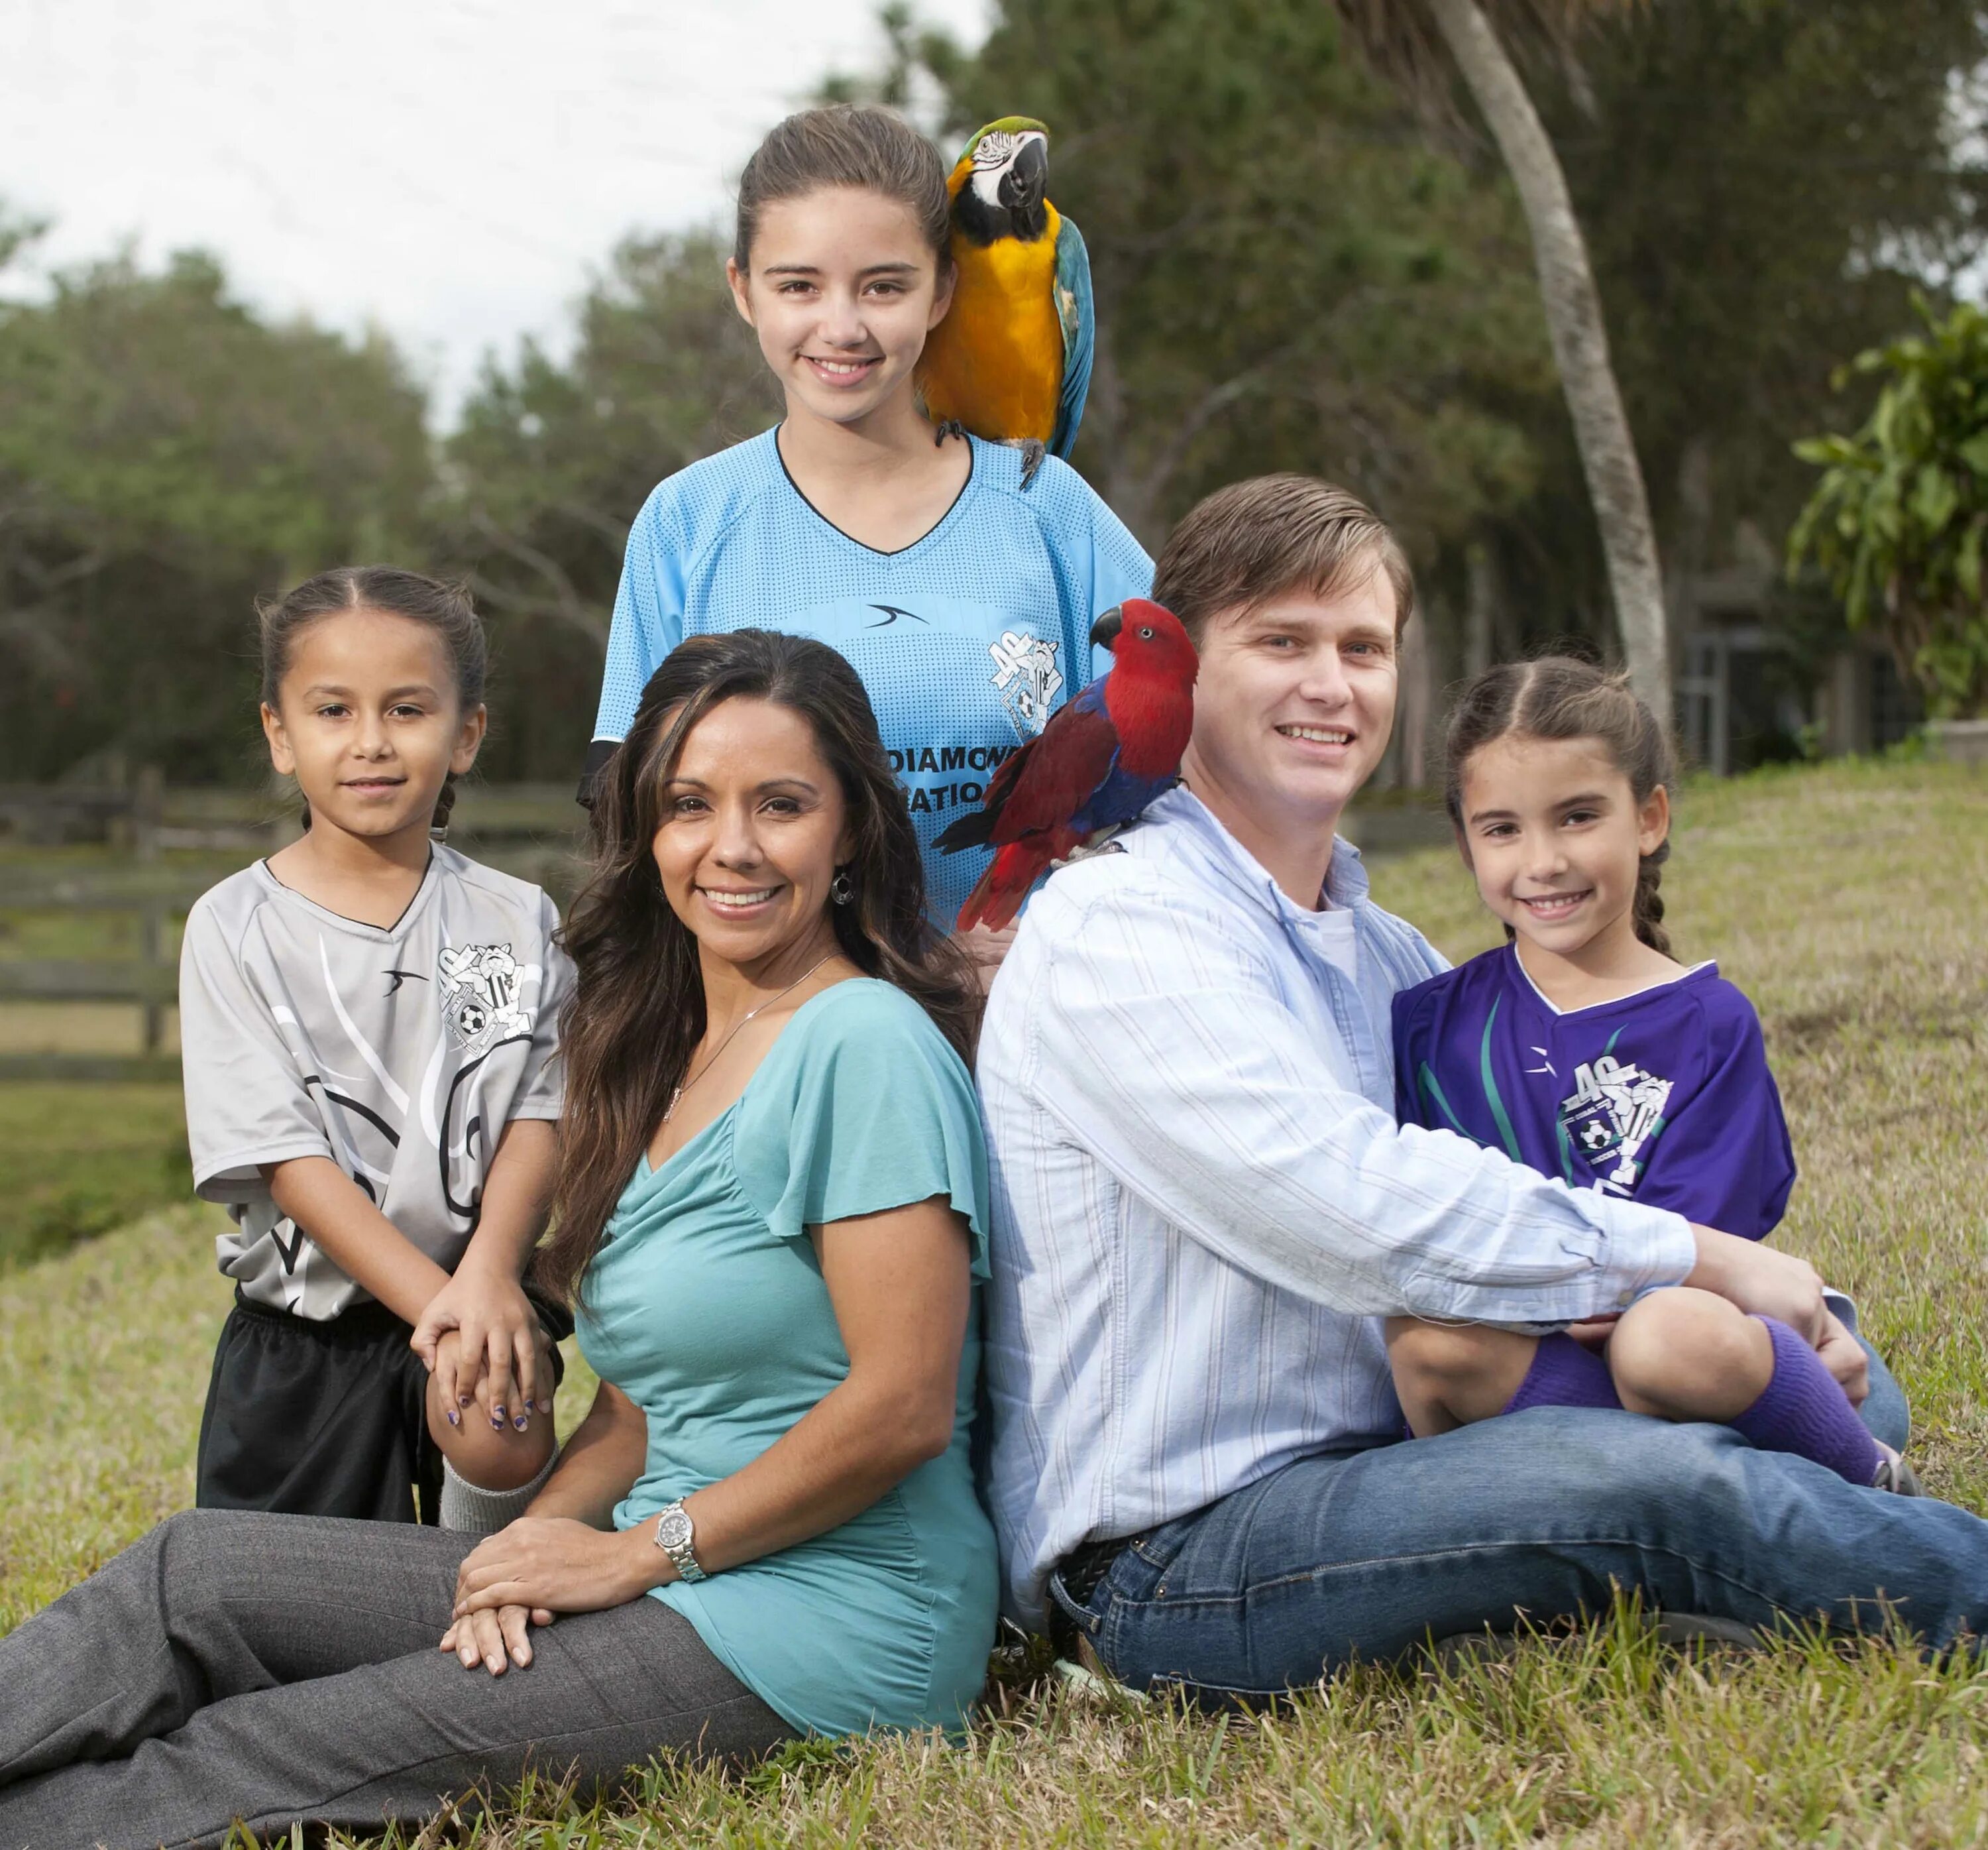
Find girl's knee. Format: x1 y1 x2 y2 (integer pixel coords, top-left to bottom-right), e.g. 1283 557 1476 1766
425 1374 556 1490
1610 1288 1769 1418
1389 1320 1537 1430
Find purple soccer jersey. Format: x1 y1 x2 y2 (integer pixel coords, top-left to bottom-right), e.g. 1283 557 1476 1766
1392 946 1796 1240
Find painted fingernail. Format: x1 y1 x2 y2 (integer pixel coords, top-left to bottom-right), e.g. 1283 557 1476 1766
459 1393 473 1407
513 1414 529 1432
446 1409 459 1427
492 1405 506 1421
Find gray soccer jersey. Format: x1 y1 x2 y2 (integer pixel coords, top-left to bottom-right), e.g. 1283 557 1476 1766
178 848 571 1320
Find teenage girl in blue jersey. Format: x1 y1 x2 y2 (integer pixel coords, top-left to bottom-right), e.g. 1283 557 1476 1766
584 103 1152 941
1386 658 1917 1492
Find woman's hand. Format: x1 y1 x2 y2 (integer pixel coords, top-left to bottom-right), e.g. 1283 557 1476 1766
451 1515 662 1623
439 1603 553 1676
413 1262 552 1432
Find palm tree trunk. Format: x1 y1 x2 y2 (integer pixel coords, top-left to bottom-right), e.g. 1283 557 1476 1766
1421 0 1671 720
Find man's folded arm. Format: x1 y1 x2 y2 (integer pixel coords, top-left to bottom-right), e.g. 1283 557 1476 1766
1025 880 1696 1326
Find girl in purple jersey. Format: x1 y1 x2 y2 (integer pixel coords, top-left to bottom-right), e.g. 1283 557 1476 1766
1386 658 1915 1491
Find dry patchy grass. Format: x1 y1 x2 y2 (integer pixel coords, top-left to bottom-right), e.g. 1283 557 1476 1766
3 759 1986 1847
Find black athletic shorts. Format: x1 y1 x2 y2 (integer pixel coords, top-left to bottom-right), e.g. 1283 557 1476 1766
195 1286 572 1525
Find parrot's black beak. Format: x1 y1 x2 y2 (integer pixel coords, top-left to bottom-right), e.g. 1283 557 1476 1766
1089 607 1123 651
1002 135 1048 211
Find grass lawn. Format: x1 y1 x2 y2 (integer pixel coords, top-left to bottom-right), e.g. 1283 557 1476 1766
3 758 1986 1845
0 1082 190 1269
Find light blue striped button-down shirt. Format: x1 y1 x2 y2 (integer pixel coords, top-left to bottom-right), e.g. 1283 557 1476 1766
978 787 1698 1629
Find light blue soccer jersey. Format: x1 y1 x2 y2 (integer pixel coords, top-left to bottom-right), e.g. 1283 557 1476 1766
590 430 1153 921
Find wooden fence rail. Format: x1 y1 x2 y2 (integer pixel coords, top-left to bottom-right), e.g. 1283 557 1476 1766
2 780 586 1085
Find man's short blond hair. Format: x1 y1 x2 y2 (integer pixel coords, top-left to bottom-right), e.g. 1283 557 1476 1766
1152 475 1415 646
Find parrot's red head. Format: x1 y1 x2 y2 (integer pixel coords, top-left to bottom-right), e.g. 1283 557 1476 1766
1090 599 1199 685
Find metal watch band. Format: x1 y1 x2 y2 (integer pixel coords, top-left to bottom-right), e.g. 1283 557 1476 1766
652 1499 706 1582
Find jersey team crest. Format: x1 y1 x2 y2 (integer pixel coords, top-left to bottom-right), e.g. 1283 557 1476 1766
988 630 1063 737
437 943 533 1056
1559 1053 1674 1197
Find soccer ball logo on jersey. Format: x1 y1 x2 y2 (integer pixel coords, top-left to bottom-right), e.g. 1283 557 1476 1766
988 631 1063 738
436 943 533 1056
1559 1053 1674 1197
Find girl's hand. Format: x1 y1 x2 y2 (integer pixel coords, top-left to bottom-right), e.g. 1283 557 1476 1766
440 1602 555 1676
1814 1308 1869 1405
1565 1314 1620 1352
414 1265 551 1433
451 1516 662 1622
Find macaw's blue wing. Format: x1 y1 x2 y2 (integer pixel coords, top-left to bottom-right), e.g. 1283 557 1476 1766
1052 213 1093 459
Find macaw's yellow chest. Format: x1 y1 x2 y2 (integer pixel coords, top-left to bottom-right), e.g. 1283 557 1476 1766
918 207 1065 446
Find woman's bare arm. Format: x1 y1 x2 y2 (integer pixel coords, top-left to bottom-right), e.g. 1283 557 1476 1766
675 1194 971 1568
527 1379 651 1527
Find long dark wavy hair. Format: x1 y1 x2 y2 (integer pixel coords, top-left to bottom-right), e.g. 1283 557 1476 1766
539 628 979 1305
1443 656 1678 956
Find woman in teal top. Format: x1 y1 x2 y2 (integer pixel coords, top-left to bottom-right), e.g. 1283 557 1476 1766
578 976 994 1735
454 625 997 1741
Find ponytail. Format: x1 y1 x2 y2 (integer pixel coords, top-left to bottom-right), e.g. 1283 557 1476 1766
1632 837 1671 956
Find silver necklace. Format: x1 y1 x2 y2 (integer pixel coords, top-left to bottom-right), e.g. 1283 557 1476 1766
661 951 838 1126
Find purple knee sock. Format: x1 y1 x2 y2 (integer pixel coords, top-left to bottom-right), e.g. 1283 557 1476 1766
1502 1332 1624 1415
1729 1316 1883 1486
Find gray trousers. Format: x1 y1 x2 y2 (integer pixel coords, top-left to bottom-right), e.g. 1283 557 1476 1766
0 1509 792 1850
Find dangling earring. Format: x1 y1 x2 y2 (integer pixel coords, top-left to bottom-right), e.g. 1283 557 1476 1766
830 867 854 907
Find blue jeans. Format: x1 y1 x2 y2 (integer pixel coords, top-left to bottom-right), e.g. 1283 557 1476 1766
1055 1340 1967 1706
1853 1320 1910 1454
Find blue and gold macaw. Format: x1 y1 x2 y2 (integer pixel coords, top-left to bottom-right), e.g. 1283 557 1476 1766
916 117 1092 487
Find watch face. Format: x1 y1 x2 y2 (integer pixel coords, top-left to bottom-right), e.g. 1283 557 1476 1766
656 1507 692 1550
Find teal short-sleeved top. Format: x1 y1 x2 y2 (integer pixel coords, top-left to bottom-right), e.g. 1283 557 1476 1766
575 979 998 1739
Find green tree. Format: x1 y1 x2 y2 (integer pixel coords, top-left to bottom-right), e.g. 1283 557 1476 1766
0 235 431 781
1551 0 1987 663
1790 298 1988 719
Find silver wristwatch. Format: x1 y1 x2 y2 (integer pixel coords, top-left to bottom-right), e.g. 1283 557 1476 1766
652 1499 706 1582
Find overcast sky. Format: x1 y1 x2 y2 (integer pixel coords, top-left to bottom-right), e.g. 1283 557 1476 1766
1 0 987 420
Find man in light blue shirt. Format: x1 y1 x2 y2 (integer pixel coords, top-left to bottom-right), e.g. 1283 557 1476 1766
979 475 1987 1694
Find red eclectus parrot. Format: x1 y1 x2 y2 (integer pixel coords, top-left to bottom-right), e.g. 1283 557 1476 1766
934 599 1197 932
916 116 1092 487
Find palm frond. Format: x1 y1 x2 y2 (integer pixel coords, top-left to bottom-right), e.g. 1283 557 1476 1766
1331 0 1643 125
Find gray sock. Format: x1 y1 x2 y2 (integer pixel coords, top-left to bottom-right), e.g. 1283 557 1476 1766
438 1446 560 1534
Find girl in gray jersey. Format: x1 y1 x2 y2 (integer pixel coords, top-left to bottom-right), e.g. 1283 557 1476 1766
179 567 572 1529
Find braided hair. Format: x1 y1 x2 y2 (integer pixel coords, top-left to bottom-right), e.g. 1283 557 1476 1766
1443 657 1675 956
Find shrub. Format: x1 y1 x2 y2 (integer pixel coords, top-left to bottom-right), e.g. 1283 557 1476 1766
1790 294 1988 718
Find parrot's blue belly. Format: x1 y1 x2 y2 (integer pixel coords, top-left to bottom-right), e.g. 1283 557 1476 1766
1072 762 1177 836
